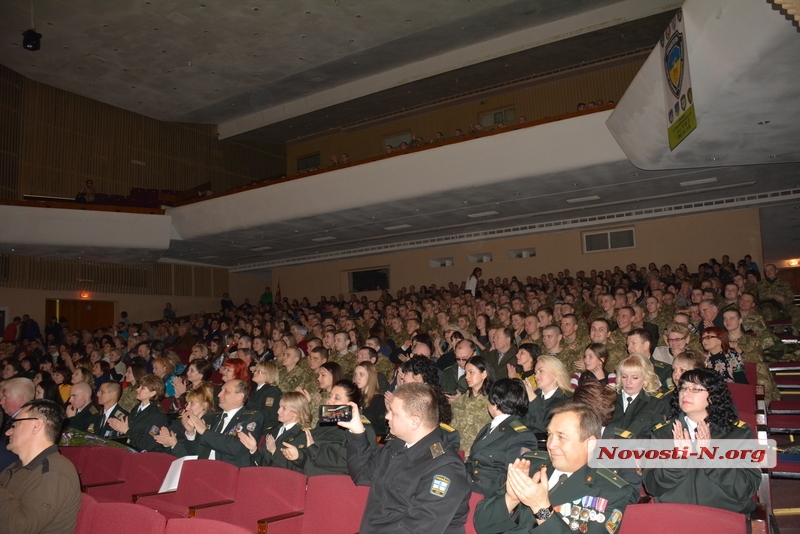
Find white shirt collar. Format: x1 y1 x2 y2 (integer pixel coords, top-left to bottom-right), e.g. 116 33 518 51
624 392 640 410
489 414 511 433
103 404 118 419
548 468 573 490
541 388 557 400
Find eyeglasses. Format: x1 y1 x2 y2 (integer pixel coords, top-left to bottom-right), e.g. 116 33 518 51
454 358 469 363
667 337 686 343
678 386 708 394
9 417 39 429
701 336 719 340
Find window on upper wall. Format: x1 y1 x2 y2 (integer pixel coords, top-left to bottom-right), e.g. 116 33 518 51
297 153 321 172
383 133 412 150
480 107 516 128
583 228 635 253
468 253 493 264
429 257 454 268
348 268 390 293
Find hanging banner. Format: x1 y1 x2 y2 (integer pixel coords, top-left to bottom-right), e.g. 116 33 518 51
661 9 696 150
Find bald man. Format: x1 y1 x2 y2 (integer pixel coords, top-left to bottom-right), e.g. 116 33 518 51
66 382 99 432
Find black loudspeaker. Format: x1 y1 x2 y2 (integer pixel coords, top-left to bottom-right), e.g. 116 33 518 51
22 29 41 51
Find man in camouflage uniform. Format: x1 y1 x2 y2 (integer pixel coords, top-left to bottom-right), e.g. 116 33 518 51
558 314 589 376
723 309 779 403
520 315 545 352
758 264 800 330
331 331 357 375
587 318 627 373
278 348 310 393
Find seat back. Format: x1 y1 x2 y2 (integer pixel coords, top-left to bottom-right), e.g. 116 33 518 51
617 503 747 534
743 362 758 388
165 518 252 534
86 451 174 503
92 502 167 533
727 383 757 437
465 492 483 534
79 446 132 486
301 475 370 534
59 446 93 474
174 459 238 502
194 466 306 530
75 493 98 534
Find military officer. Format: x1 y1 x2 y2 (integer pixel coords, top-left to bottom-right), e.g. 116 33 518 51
474 403 630 534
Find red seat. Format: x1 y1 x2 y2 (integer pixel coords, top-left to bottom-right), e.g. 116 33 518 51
774 375 800 389
617 503 747 534
766 414 800 433
743 362 758 388
78 445 133 488
59 446 93 474
76 493 98 534
165 518 252 534
191 466 306 533
85 451 175 503
727 383 758 437
259 474 370 534
772 458 800 479
768 400 800 414
135 459 239 519
91 502 166 534
465 492 483 534
769 361 800 372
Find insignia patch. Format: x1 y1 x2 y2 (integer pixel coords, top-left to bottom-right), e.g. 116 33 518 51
149 425 160 436
519 447 532 456
430 475 450 497
264 397 274 407
246 422 257 432
430 442 445 458
605 509 623 533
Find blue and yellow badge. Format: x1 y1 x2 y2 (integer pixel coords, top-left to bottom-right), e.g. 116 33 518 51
265 397 274 407
149 425 160 436
430 475 450 497
664 30 683 99
605 508 623 533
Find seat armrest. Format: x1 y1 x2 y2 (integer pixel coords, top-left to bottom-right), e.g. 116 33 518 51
257 510 305 534
750 502 769 534
188 500 235 517
132 490 175 503
81 480 125 493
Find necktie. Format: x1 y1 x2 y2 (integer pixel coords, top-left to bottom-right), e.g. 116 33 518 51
552 474 569 492
498 352 504 364
99 414 107 431
214 413 228 433
276 425 285 438
625 396 633 412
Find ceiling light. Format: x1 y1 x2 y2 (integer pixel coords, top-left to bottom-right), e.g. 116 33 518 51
758 120 770 125
770 155 781 159
198 255 217 260
789 259 800 267
566 195 600 204
312 236 336 242
680 177 717 187
250 246 272 251
384 224 412 231
467 211 499 219
709 157 719 161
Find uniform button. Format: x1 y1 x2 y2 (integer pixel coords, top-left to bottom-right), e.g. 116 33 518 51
474 470 479 474
488 455 493 458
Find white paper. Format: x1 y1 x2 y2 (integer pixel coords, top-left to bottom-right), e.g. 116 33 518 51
158 456 198 493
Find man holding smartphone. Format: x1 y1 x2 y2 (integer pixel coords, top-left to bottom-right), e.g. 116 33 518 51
342 382 471 533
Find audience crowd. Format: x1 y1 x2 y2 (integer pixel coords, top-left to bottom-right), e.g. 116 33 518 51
1 252 796 532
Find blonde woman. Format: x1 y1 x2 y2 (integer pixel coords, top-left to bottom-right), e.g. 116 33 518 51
246 361 282 428
156 384 215 458
611 354 670 437
239 391 312 472
353 362 386 437
520 355 572 434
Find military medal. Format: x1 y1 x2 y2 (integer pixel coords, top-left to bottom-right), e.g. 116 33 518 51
569 520 579 531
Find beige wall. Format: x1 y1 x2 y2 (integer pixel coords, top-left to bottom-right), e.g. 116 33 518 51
271 209 762 301
0 272 265 327
286 59 643 174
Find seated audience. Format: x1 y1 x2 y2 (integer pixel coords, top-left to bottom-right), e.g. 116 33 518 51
701 327 747 383
107 374 168 452
521 355 572 434
239 391 311 471
571 342 616 389
611 354 670 438
246 360 282 428
450 355 494 456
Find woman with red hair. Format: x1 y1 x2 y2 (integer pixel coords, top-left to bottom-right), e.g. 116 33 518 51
220 357 251 384
701 327 747 383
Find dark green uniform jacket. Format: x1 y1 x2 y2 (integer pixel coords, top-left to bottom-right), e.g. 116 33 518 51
643 414 760 514
466 417 538 497
474 451 630 534
252 422 306 472
195 409 264 467
348 426 471 534
246 383 281 429
128 401 169 452
610 390 669 439
294 418 376 476
522 388 572 434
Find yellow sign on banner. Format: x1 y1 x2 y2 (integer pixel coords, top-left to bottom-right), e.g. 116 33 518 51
660 10 696 150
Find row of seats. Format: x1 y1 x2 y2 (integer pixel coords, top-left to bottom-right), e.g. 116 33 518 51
78 494 251 534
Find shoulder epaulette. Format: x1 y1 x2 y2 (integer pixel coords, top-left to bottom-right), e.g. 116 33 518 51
652 360 667 368
596 467 629 488
652 421 668 432
439 422 456 432
88 405 99 415
243 410 258 415
521 450 549 462
653 391 667 399
735 420 749 429
509 419 529 433
360 415 371 424
614 428 633 439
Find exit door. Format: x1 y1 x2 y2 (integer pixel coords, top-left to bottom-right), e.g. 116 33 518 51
46 299 116 332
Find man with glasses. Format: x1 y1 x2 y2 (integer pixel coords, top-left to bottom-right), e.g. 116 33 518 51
442 339 473 399
1 399 81 533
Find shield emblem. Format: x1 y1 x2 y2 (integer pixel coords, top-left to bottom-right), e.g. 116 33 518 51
664 32 684 99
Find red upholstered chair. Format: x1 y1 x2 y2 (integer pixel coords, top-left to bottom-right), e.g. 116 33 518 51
135 459 239 519
617 503 747 534
743 362 758 389
191 466 306 533
465 491 484 534
727 383 758 437
92 502 167 534
84 451 175 503
59 446 93 475
259 474 370 534
75 492 98 534
78 445 133 489
166 518 252 534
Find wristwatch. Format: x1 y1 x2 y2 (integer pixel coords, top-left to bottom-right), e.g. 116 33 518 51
534 505 554 521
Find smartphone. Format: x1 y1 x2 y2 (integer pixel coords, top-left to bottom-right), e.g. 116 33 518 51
319 405 353 424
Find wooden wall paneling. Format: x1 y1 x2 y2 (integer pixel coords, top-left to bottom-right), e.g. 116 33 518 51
193 266 213 297
173 264 193 296
212 267 229 298
154 263 173 295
